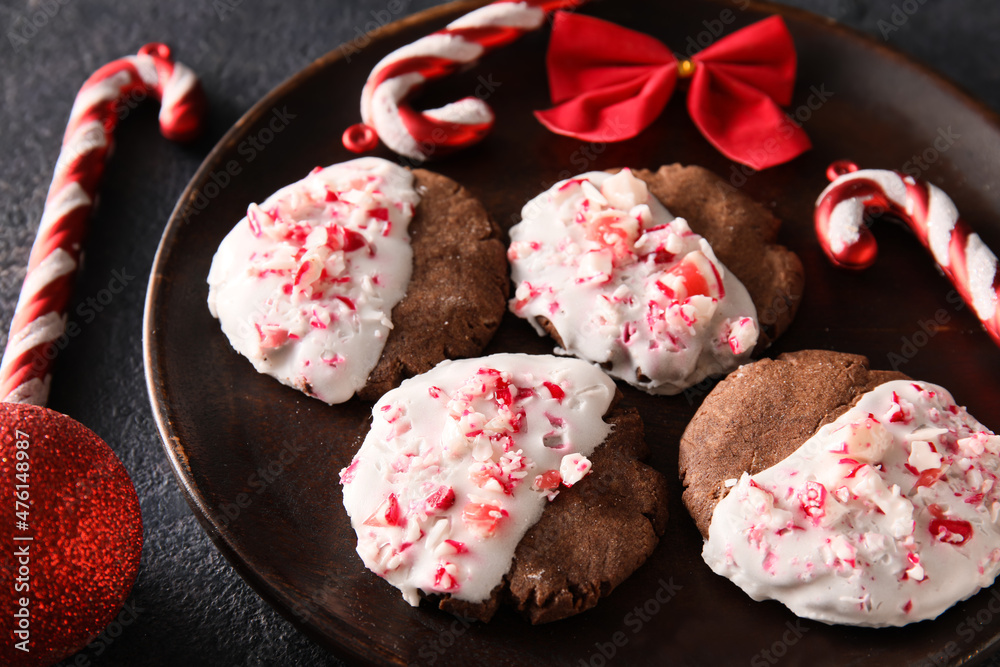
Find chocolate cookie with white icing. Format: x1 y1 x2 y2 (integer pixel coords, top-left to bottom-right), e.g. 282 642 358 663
508 165 803 396
681 350 1000 626
207 157 507 404
342 353 668 623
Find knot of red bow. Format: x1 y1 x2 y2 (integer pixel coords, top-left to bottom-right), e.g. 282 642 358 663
534 13 812 170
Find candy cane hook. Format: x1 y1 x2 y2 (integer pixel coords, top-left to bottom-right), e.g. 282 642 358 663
815 160 1000 348
342 0 585 162
0 43 207 405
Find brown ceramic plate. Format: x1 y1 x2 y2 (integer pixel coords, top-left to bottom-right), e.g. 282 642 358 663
144 0 1000 664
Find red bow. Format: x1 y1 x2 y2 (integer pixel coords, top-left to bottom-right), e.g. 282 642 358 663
534 13 812 170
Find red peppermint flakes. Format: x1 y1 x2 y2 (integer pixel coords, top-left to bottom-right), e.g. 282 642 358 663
339 459 359 485
912 467 946 490
927 504 973 546
799 481 827 521
462 502 508 538
434 563 459 591
542 381 565 402
255 324 289 349
424 486 456 512
533 470 562 491
443 539 467 554
664 252 725 300
364 493 403 527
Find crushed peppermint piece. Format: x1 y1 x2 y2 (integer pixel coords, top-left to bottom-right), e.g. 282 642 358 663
208 157 419 404
703 380 1000 627
509 169 759 395
559 453 592 486
341 354 616 606
908 440 942 472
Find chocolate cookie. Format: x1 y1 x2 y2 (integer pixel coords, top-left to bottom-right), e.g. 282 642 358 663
341 353 667 625
679 350 908 538
207 158 507 404
510 167 793 395
632 164 804 349
439 404 669 623
509 166 802 396
359 169 508 400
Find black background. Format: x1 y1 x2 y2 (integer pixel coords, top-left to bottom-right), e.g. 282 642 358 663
1 0 998 665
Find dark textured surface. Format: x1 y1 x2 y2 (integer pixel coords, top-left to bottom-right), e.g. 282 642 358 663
0 0 997 665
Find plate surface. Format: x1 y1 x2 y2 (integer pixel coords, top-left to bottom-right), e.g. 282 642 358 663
144 0 1000 664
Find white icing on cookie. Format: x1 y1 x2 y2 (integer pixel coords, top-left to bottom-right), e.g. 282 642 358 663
508 169 759 395
704 380 1000 627
207 157 419 404
340 353 615 605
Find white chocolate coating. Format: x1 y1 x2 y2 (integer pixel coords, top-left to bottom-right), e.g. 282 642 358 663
341 353 616 606
207 157 419 404
509 169 759 395
704 380 1000 626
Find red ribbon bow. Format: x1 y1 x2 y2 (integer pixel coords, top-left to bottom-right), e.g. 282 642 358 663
534 13 812 170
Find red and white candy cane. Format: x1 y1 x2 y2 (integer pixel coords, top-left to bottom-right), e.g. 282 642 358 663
815 160 1000 347
0 43 206 405
342 0 585 161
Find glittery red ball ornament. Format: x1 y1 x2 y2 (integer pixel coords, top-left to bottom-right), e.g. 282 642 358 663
1 403 142 667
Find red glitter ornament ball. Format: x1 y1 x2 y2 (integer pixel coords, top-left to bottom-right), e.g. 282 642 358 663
1 402 142 666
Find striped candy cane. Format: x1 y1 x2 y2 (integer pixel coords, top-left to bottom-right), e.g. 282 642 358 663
815 160 1000 348
342 0 585 161
0 43 206 405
